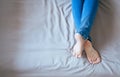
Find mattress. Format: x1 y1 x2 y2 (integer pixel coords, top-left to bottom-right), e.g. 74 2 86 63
0 0 120 77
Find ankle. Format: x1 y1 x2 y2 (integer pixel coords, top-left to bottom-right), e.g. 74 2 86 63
84 40 92 48
75 33 85 42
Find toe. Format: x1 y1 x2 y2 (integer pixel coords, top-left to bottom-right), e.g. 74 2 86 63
92 57 97 64
72 50 75 56
72 52 77 57
88 57 92 63
75 54 78 57
96 57 101 63
92 59 97 64
77 54 82 58
73 52 77 57
93 57 101 64
72 52 75 56
76 52 81 58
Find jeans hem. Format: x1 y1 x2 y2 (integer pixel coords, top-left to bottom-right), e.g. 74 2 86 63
75 31 92 42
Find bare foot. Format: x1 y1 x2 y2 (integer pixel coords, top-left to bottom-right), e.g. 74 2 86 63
72 33 85 58
84 40 101 64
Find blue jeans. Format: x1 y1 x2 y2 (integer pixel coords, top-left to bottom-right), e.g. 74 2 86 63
72 0 99 41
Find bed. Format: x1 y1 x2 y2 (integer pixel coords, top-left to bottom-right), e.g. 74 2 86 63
0 0 120 77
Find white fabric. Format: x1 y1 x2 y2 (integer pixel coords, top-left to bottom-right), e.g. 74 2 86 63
0 0 120 77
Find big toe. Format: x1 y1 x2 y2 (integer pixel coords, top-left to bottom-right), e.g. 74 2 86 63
93 57 101 64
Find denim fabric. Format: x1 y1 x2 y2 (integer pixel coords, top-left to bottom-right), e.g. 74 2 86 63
72 0 99 41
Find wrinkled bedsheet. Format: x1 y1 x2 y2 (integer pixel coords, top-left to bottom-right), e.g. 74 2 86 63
0 0 120 77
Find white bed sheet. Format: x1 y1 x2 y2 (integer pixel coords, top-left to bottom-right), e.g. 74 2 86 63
0 0 120 77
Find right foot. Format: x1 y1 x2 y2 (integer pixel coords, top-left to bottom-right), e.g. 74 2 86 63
84 40 101 64
72 33 85 58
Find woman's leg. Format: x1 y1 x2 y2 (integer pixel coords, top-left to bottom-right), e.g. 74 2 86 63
81 0 101 64
72 0 101 64
72 0 83 31
72 0 85 58
80 0 99 40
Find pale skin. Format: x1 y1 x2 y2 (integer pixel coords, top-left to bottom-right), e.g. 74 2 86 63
72 33 101 64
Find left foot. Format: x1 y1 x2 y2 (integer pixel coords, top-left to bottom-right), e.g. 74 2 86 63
84 40 101 64
72 33 85 58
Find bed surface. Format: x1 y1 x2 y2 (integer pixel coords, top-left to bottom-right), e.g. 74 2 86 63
0 0 120 77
